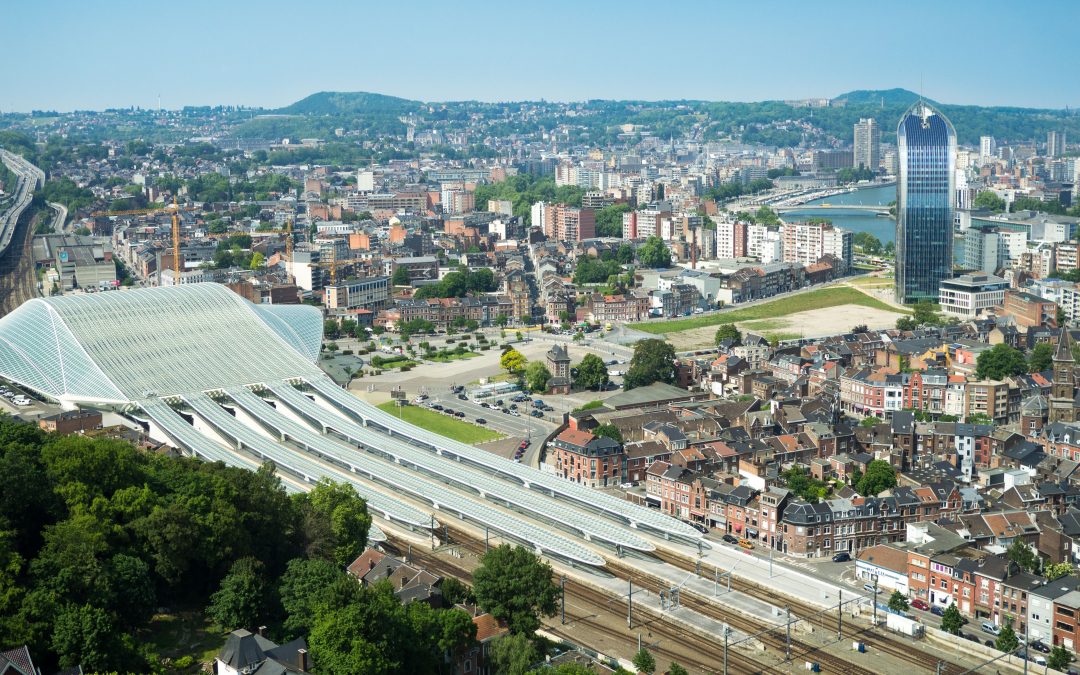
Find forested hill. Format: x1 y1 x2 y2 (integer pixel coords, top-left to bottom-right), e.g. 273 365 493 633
275 91 422 116
233 88 1080 148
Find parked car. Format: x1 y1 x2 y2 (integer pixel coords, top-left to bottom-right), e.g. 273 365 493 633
831 552 851 563
862 583 880 594
475 418 487 424
480 402 490 408
457 393 468 401
530 410 544 418
962 633 980 643
691 523 709 534
722 534 739 545
980 621 1000 636
433 404 444 411
519 440 530 449
1029 640 1051 654
910 598 930 611
509 404 518 410
930 605 946 617
495 400 504 407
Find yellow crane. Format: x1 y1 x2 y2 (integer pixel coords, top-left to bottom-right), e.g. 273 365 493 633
91 198 190 280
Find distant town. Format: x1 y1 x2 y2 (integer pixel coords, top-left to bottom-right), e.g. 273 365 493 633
2 86 1080 675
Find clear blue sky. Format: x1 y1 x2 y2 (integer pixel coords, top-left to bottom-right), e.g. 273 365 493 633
3 0 1078 112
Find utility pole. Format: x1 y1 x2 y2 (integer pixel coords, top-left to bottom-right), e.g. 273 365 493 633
769 544 774 577
723 625 729 675
628 580 633 629
785 606 791 661
1023 616 1030 675
485 527 489 553
560 575 566 625
838 590 843 640
873 578 879 627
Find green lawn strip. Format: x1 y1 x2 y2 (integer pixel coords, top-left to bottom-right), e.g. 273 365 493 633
630 286 909 334
426 351 481 363
377 402 504 444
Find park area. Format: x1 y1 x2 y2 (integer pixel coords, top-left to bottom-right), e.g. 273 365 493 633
376 401 504 444
630 285 911 350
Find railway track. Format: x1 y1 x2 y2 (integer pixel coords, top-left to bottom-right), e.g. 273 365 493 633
0 205 39 315
387 525 889 674
649 546 965 674
384 531 777 675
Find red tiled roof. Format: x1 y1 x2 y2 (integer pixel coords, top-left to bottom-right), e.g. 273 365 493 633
556 428 596 447
473 613 509 642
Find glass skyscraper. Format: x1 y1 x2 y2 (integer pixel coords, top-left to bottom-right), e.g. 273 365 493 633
895 101 956 304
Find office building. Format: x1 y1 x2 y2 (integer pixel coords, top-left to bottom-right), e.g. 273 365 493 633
938 273 1007 319
853 118 881 172
895 102 956 304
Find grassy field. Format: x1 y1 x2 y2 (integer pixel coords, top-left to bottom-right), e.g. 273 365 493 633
630 286 908 334
377 402 504 444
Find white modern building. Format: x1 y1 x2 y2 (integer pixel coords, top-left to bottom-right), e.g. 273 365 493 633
938 273 1008 319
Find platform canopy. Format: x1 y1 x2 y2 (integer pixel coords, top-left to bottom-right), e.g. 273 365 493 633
0 283 322 405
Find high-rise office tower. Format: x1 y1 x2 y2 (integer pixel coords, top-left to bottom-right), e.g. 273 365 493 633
979 135 996 163
895 101 956 304
1048 130 1066 158
853 118 881 172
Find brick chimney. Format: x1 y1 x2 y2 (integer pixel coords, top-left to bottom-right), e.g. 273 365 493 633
297 648 309 672
257 625 267 637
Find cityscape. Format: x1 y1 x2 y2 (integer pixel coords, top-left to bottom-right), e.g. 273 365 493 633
2 2 1080 675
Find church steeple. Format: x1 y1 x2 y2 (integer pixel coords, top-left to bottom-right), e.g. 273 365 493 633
1050 328 1077 424
1056 327 1075 363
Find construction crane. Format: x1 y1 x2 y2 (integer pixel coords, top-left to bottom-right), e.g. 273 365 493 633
91 198 189 280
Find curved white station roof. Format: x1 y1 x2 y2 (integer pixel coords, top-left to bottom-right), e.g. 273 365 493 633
0 284 322 404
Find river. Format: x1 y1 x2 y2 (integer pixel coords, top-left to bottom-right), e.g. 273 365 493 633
783 184 897 244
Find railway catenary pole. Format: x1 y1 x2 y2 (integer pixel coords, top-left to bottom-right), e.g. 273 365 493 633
838 589 843 640
627 580 633 629
723 625 729 675
561 575 566 625
785 606 791 661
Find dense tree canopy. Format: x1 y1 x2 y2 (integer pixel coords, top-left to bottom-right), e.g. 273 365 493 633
500 348 527 374
595 203 631 237
525 362 552 393
854 460 897 496
472 545 559 635
624 339 677 390
715 324 742 346
976 343 1028 381
573 354 610 391
573 256 623 285
1029 341 1054 373
413 268 497 299
973 191 1007 212
637 236 672 269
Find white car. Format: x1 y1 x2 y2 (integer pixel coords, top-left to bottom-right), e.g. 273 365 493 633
12 397 30 407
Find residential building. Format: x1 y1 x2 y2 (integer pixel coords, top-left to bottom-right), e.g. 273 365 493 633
781 221 852 272
853 118 881 171
324 276 390 314
549 428 623 487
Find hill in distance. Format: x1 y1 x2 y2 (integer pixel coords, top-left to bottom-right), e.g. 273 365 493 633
276 91 421 115
832 88 935 108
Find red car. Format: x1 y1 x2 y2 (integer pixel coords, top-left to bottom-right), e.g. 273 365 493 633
911 598 929 611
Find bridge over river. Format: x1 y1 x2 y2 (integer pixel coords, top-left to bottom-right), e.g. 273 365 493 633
774 203 891 214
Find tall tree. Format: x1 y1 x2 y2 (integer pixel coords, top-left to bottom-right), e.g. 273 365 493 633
941 603 964 635
301 479 371 569
500 348 527 374
1048 645 1072 671
976 343 1027 380
637 236 672 268
632 647 656 674
487 633 539 675
887 591 909 613
593 424 623 443
855 460 897 496
206 557 270 631
278 558 345 637
995 619 1019 653
1029 341 1054 373
715 324 742 346
525 361 552 393
472 545 559 635
573 353 609 390
1006 539 1038 573
391 265 410 286
624 338 677 390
